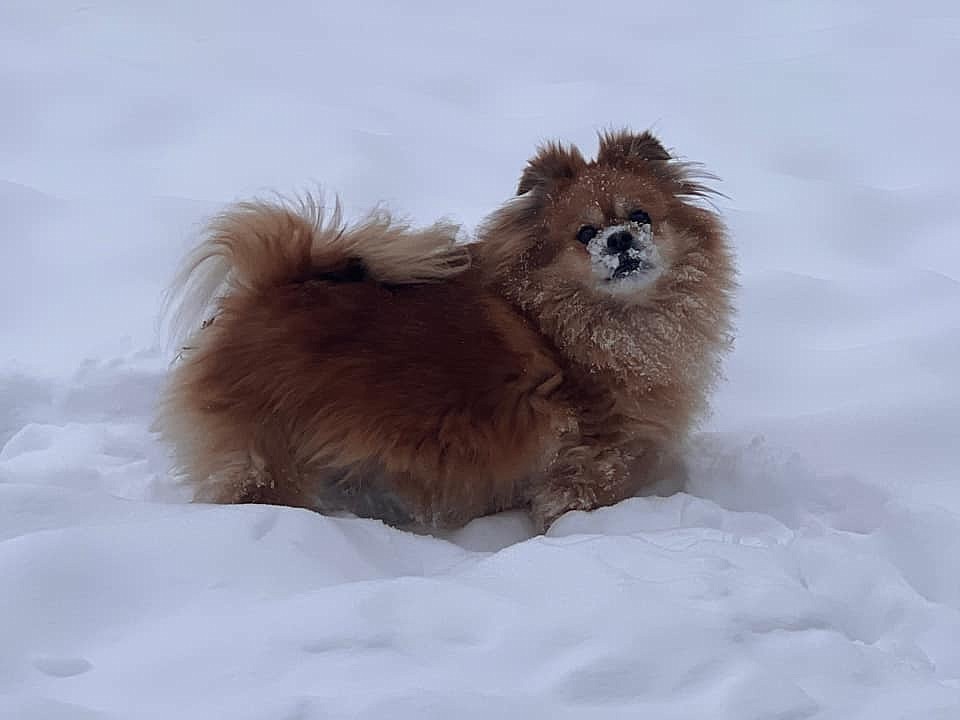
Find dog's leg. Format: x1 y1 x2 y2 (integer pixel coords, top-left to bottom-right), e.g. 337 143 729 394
189 420 317 509
528 438 671 533
197 448 294 506
527 443 629 533
312 464 417 527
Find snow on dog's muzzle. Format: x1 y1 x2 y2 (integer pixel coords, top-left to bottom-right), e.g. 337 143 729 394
586 222 662 292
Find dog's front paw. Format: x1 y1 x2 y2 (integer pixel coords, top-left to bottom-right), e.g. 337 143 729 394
529 486 597 534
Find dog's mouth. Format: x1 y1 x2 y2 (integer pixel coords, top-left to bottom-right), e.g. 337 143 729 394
586 223 662 292
610 249 655 279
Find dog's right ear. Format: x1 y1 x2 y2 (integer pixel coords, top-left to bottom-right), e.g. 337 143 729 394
517 142 586 196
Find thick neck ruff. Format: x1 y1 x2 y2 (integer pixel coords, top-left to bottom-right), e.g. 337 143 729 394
504 244 733 401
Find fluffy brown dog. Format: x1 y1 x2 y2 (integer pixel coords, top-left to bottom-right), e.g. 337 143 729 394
158 130 735 532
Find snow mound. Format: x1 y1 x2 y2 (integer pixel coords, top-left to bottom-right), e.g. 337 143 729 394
2 360 959 718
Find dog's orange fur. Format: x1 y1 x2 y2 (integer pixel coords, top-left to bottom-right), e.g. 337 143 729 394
158 130 735 531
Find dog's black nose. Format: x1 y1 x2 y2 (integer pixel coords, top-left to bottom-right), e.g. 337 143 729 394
606 231 633 253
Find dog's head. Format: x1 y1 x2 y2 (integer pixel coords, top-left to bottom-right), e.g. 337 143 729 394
479 130 723 302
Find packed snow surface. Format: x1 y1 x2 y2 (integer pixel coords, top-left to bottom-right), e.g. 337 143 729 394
2 1 960 718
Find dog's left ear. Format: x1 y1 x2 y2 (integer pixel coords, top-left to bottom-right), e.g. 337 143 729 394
596 129 672 168
517 142 587 196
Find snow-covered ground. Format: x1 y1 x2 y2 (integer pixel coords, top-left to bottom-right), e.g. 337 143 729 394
3 1 960 717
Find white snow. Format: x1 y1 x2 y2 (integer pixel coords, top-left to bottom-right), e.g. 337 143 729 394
2 1 960 718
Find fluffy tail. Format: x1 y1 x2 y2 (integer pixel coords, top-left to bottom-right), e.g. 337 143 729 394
163 194 470 350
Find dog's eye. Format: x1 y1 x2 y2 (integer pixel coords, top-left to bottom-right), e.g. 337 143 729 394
628 209 651 225
576 225 598 244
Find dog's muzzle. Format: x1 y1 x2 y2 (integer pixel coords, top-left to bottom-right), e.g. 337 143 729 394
587 222 659 286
